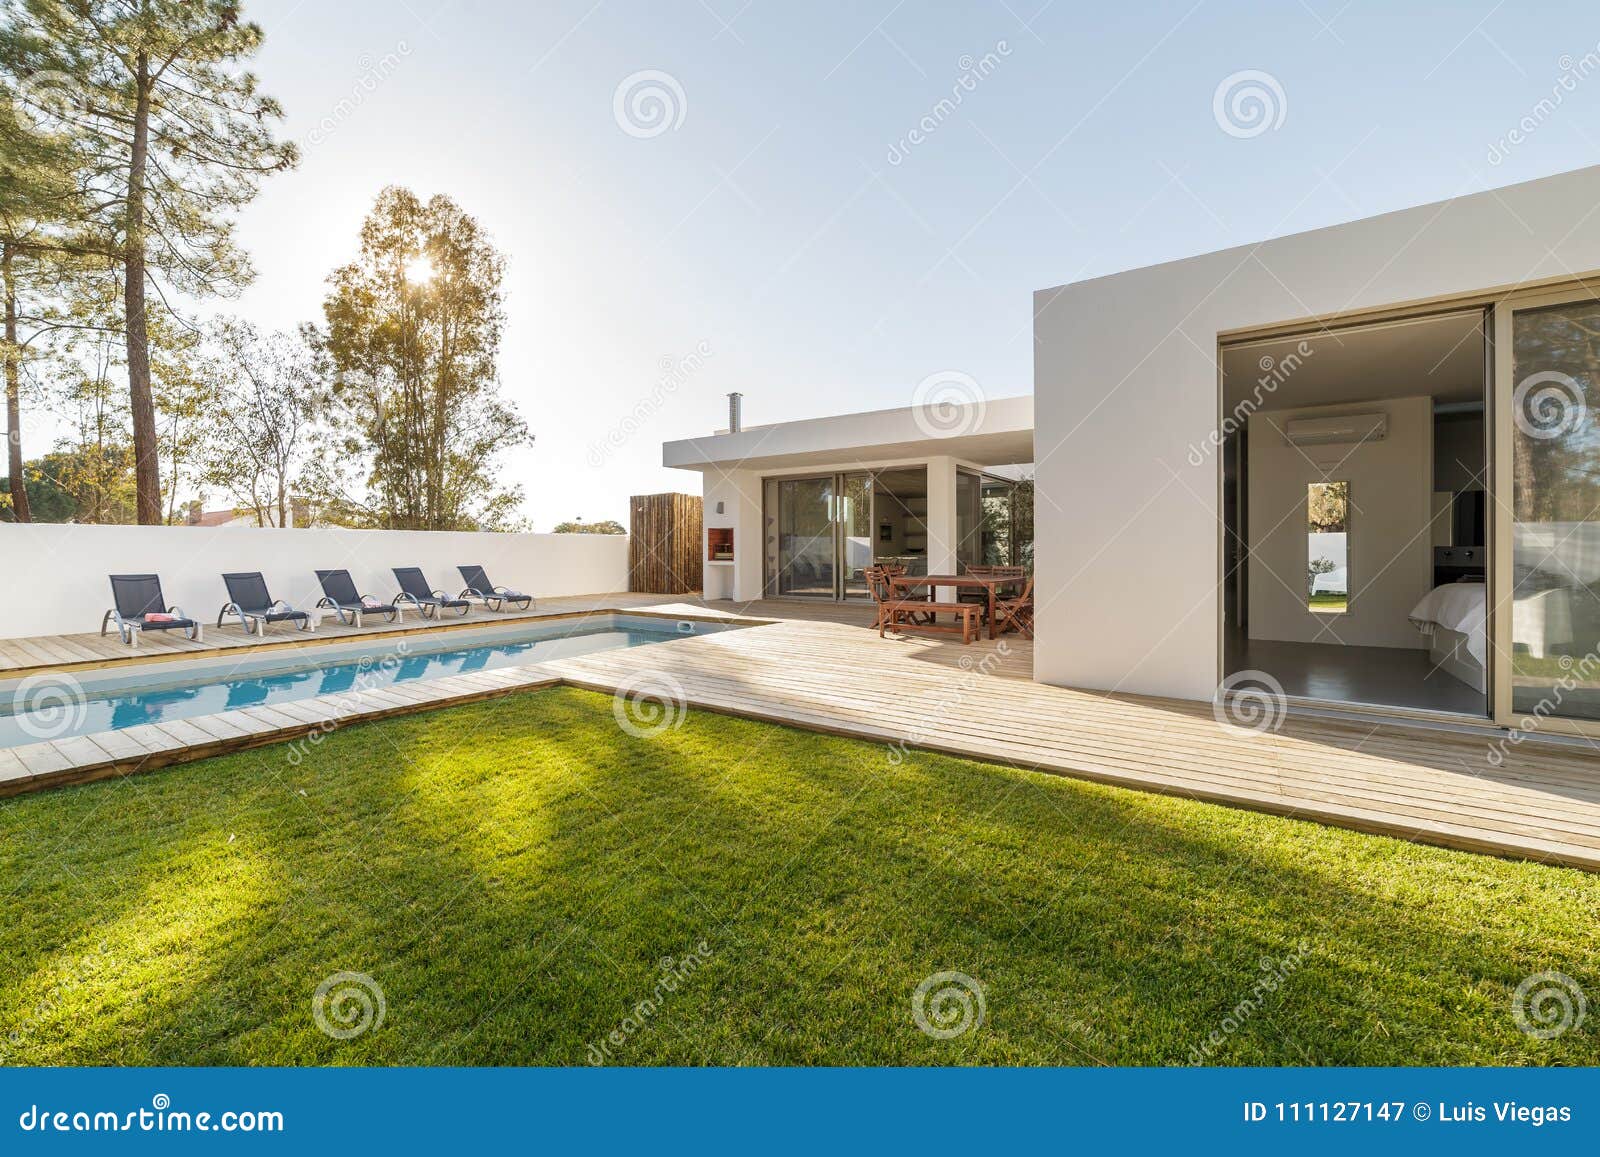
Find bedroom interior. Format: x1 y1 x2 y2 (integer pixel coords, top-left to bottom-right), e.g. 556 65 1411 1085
1220 309 1490 716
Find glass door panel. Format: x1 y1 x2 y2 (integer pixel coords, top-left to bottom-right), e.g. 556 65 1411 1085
955 470 983 572
1510 300 1600 721
772 476 836 598
839 472 873 598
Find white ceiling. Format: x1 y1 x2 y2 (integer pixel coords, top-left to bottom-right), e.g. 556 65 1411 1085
1221 310 1486 411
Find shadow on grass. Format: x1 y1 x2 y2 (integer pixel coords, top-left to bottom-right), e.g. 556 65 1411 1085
1 686 1596 1066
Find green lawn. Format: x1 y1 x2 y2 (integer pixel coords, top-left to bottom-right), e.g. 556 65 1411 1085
2 687 1596 1066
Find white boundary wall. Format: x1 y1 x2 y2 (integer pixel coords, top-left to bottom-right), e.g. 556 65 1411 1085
1034 164 1600 701
0 523 630 640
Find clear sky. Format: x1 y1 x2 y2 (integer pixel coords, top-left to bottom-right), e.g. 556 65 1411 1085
218 0 1600 529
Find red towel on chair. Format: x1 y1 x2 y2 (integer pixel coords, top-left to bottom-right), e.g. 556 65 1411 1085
144 612 175 622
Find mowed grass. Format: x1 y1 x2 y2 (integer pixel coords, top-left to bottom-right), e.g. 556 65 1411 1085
1 686 1597 1066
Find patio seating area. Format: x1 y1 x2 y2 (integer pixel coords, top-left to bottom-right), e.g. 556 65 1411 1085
865 565 1034 645
2 593 1599 871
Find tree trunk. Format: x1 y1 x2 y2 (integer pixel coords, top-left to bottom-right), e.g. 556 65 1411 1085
2 241 29 522
126 53 160 524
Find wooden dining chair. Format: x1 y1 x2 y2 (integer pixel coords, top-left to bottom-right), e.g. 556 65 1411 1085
961 564 1026 618
992 576 1034 638
864 565 927 637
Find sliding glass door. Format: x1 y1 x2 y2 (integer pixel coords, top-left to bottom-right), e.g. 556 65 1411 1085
838 472 873 598
1502 294 1600 723
764 471 876 599
768 475 836 597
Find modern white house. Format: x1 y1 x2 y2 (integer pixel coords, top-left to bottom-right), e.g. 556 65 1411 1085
663 394 1034 603
666 164 1600 742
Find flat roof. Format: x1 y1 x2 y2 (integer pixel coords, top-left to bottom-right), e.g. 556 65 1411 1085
663 394 1033 472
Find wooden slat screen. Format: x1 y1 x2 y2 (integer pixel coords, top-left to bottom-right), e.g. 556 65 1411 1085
628 492 704 594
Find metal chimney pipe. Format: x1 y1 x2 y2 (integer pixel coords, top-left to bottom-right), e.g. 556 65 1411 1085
727 392 743 433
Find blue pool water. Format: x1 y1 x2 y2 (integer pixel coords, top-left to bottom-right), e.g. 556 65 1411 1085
0 616 741 748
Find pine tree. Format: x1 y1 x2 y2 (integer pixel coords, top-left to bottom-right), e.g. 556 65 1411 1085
0 28 86 521
4 0 295 523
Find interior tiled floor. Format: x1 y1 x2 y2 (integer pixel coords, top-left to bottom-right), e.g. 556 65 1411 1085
1225 631 1487 716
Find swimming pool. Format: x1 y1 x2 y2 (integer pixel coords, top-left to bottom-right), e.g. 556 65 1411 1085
0 614 744 749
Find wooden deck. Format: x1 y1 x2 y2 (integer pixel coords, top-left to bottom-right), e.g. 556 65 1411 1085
3 594 1599 872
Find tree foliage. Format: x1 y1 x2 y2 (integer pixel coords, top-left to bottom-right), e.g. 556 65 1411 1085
552 518 624 534
199 318 316 527
2 0 295 522
1307 481 1349 533
0 27 98 521
318 186 531 531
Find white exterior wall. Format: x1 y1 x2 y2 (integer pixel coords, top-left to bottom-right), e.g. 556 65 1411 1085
1034 164 1600 701
0 523 630 640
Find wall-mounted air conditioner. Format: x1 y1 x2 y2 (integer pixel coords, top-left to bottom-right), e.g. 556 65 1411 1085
1283 412 1387 446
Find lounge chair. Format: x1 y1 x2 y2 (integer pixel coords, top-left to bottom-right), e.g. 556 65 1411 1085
218 571 314 636
314 569 400 627
457 564 533 612
392 567 472 619
101 574 202 647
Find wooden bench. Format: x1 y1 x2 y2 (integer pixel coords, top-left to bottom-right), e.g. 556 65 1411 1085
890 600 983 645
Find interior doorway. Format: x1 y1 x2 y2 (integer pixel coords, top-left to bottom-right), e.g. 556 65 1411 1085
1219 309 1491 717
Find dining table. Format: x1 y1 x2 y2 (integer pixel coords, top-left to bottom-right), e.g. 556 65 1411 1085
886 573 1014 641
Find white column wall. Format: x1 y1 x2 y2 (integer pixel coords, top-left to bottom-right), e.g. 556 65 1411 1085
1033 164 1600 701
700 469 763 601
924 456 958 601
0 523 630 640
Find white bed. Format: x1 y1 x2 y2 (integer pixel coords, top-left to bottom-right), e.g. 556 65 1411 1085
1409 581 1487 694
